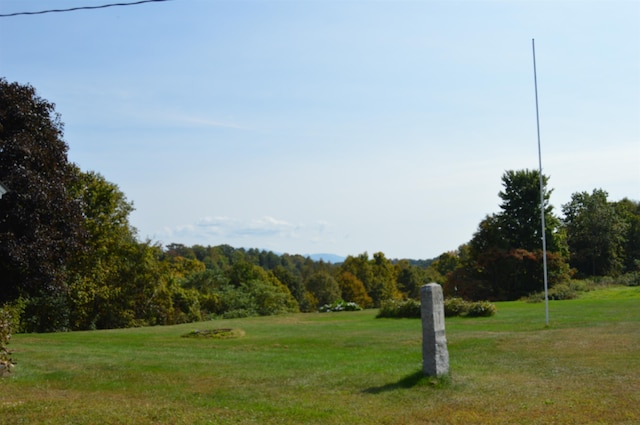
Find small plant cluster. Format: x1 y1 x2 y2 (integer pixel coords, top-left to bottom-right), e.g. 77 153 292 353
376 299 421 318
0 308 15 377
318 300 363 313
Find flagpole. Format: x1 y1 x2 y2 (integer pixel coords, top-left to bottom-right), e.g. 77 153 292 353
532 38 550 327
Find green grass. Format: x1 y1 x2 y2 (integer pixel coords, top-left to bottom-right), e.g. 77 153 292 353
2 286 640 424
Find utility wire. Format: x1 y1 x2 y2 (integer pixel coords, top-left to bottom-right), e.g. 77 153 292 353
0 0 173 18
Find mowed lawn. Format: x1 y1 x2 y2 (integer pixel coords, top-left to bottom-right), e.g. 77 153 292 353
2 286 639 424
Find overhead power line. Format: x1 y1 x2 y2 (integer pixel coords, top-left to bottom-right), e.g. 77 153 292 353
0 0 173 18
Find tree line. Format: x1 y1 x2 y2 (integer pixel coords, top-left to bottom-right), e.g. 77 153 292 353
1 79 638 332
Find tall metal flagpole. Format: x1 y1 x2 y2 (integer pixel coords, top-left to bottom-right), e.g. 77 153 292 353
532 38 550 326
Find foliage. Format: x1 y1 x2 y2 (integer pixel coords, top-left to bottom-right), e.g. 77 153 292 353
341 252 401 307
0 307 14 376
318 300 362 312
450 170 570 301
395 259 434 299
529 283 579 302
562 189 629 277
216 279 299 319
375 295 497 318
65 170 146 330
305 271 341 307
615 198 640 273
497 170 565 252
443 297 469 317
0 79 85 316
619 271 640 287
464 300 497 317
581 272 640 288
424 251 461 285
336 271 373 308
443 298 497 317
376 299 421 318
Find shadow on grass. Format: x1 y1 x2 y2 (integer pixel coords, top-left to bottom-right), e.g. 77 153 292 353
362 370 449 394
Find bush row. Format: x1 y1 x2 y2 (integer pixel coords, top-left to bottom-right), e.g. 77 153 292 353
376 299 421 318
444 298 497 317
376 298 497 319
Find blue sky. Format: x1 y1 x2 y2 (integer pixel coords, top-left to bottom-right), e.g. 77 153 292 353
1 0 638 259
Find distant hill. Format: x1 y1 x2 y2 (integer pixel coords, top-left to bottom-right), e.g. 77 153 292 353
307 253 346 264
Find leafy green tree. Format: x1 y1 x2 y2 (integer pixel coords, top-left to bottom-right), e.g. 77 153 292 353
65 171 141 329
614 198 640 273
0 79 85 331
341 253 375 302
336 271 372 307
429 251 461 279
222 260 299 316
180 269 226 315
340 252 401 305
562 189 629 277
369 252 400 304
452 170 569 300
305 271 341 307
271 265 306 306
164 243 197 260
394 260 430 299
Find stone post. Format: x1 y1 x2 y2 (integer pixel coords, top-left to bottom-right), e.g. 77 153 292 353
421 283 449 377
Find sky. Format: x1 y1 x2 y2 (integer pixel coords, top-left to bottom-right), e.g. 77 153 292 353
1 0 638 260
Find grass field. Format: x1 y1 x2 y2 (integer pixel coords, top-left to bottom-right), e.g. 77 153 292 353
2 286 639 424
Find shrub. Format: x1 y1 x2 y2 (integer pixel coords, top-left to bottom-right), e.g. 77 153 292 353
525 280 591 302
222 308 257 319
547 283 579 300
217 280 299 319
376 299 420 318
444 298 469 317
618 271 640 287
465 301 498 317
319 300 363 313
376 298 497 319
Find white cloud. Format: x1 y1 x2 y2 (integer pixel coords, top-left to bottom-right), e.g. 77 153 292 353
161 216 297 241
151 216 344 254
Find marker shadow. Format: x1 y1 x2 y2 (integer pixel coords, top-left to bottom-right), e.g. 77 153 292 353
362 369 426 394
